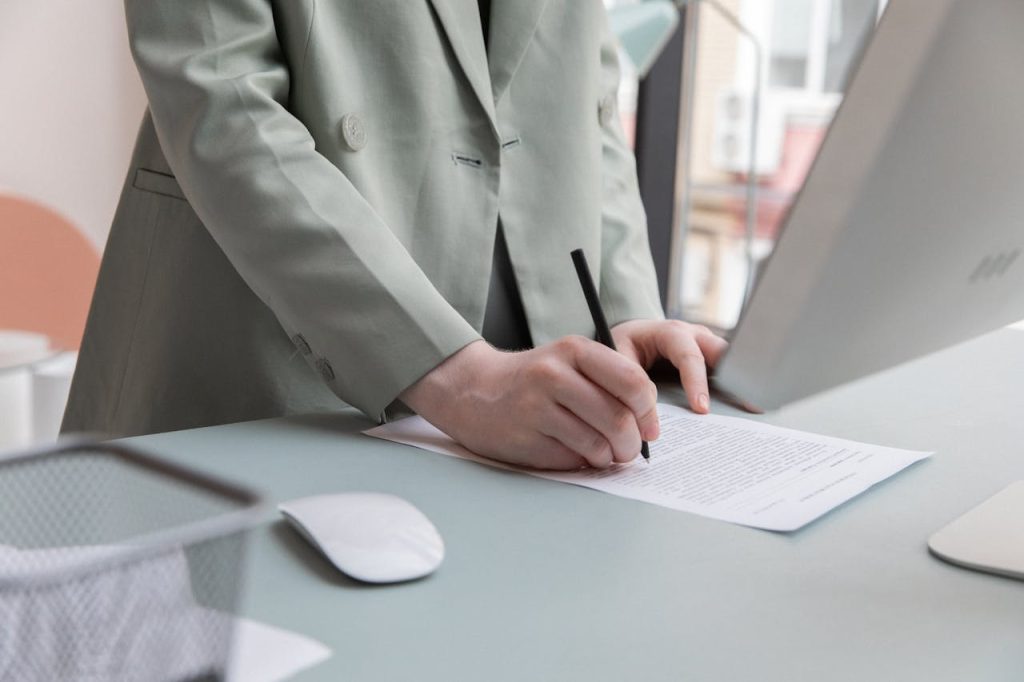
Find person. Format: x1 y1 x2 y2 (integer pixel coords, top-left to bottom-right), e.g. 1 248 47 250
63 0 727 470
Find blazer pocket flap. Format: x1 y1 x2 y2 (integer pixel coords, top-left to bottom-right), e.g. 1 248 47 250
133 168 186 200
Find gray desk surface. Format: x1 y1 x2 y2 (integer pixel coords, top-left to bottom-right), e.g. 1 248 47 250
126 329 1024 682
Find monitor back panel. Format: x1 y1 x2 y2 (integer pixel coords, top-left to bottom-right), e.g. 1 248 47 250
717 0 1024 409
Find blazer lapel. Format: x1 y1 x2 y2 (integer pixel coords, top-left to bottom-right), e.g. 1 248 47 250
487 0 550 104
427 0 496 128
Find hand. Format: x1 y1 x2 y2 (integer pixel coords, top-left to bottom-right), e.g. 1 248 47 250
399 338 659 470
611 319 728 414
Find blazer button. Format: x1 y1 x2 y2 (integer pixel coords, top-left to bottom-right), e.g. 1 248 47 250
340 113 367 151
315 357 336 382
291 334 311 356
598 95 616 127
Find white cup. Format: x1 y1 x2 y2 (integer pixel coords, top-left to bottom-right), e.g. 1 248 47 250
31 352 77 445
0 330 52 451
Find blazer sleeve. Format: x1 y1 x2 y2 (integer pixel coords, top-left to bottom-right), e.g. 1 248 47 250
123 0 481 420
595 10 667 326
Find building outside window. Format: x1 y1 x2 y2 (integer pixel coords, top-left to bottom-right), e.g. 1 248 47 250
672 0 886 330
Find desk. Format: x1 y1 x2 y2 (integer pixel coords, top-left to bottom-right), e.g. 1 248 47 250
126 329 1024 681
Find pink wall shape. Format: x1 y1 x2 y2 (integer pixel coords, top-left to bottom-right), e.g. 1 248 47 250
0 0 145 349
0 194 100 350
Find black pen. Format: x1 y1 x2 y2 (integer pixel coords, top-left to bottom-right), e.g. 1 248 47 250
570 248 650 462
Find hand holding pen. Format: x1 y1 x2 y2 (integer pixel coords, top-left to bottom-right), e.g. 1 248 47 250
571 249 651 461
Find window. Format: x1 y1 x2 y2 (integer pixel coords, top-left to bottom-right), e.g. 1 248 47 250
669 0 885 330
767 0 883 94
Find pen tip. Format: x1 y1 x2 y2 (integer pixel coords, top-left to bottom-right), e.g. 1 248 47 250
641 441 650 461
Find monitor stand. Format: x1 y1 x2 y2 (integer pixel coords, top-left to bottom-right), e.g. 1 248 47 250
929 481 1024 581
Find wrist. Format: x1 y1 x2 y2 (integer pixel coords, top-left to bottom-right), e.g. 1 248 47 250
399 339 497 421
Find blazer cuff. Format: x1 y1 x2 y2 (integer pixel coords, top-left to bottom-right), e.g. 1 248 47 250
315 319 483 422
602 271 665 328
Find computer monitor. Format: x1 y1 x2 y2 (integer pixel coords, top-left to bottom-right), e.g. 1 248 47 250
714 0 1024 410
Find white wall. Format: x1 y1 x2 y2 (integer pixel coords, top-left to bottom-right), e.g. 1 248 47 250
0 0 146 250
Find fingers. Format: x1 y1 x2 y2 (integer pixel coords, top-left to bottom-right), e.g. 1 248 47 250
657 323 714 414
539 404 618 469
470 428 589 471
676 347 711 413
565 337 660 442
694 326 729 368
532 435 591 470
550 371 643 464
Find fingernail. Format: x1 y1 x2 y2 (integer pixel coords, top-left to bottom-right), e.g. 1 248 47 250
698 394 710 412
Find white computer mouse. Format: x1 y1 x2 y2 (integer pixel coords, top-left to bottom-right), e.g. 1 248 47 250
278 492 444 584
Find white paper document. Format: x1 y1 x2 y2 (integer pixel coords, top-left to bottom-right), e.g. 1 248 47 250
365 403 931 531
228 618 332 682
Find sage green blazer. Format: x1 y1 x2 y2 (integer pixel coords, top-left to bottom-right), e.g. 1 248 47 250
64 0 663 437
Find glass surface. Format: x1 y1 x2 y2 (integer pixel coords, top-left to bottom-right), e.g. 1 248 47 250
769 0 814 88
824 0 880 92
672 0 881 330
